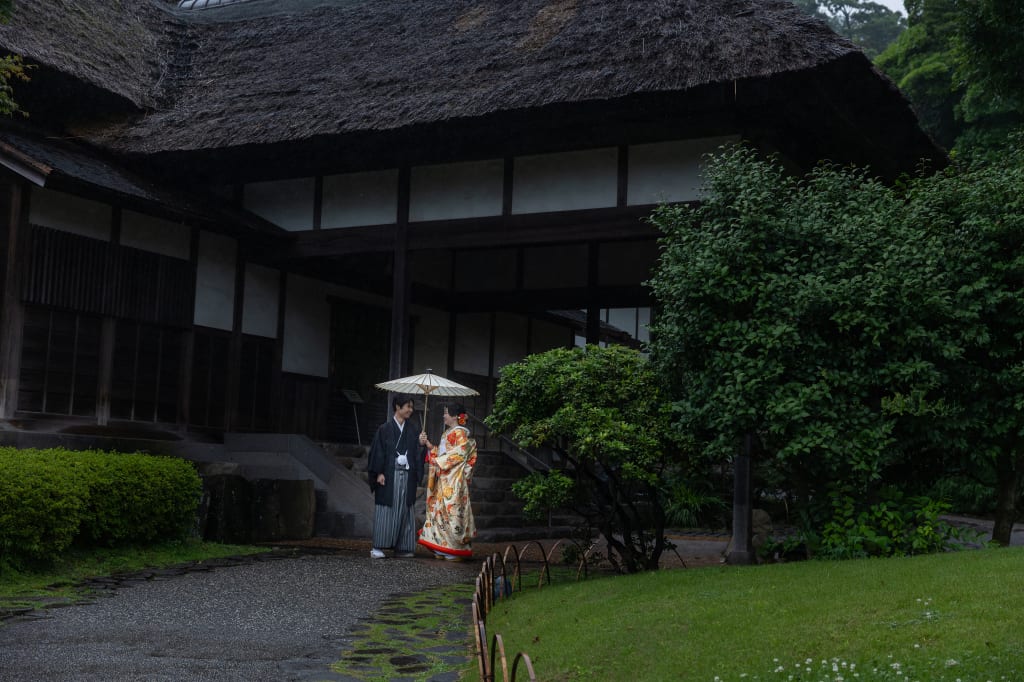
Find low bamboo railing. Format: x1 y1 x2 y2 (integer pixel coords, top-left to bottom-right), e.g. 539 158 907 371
471 539 598 682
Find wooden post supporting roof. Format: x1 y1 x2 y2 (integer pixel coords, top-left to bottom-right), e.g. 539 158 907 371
0 181 27 418
388 167 411 380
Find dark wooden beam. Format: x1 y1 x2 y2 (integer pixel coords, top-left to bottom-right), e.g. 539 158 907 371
286 205 661 260
224 244 246 431
273 269 287 431
0 181 27 418
449 284 651 314
585 243 601 344
96 206 121 426
388 167 412 379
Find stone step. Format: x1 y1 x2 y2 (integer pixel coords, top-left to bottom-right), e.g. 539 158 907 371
470 477 523 491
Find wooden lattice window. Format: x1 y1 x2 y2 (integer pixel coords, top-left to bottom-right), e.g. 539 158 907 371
189 327 229 429
234 334 275 431
110 320 184 423
18 306 100 417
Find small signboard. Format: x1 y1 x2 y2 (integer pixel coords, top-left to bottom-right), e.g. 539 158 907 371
341 389 363 404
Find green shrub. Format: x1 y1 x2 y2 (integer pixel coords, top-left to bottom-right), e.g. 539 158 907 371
0 447 202 568
925 474 997 517
0 449 88 565
71 451 203 546
815 488 970 559
511 470 574 521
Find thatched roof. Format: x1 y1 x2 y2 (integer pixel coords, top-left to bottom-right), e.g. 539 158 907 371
0 0 942 177
0 1 178 112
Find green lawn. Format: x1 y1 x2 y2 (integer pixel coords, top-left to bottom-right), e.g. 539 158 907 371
0 539 264 609
481 547 1024 681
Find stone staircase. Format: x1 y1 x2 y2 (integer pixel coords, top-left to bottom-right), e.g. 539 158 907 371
221 433 375 538
217 434 580 543
470 448 580 543
327 442 579 543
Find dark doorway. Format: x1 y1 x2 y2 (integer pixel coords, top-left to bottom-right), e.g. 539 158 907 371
327 299 390 443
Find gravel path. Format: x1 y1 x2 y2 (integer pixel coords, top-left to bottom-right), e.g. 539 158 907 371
0 553 478 682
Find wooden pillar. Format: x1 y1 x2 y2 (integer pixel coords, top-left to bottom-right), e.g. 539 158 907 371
224 245 246 432
388 167 411 379
95 319 116 425
273 269 288 432
727 433 755 565
177 227 200 430
95 207 121 426
585 242 601 344
0 182 28 418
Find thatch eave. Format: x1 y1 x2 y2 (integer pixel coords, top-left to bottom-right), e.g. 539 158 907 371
5 0 944 183
0 124 287 244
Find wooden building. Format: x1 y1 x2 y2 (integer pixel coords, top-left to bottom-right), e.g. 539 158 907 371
0 0 943 446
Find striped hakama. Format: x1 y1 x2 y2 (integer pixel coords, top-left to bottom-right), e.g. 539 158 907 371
371 466 416 553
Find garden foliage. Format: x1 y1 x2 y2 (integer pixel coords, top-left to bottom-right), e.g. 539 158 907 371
647 140 1024 552
487 345 690 572
0 447 202 567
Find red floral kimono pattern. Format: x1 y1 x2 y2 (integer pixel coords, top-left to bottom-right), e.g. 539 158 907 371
418 426 477 558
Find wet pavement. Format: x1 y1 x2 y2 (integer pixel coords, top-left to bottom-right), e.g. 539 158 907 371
0 548 480 682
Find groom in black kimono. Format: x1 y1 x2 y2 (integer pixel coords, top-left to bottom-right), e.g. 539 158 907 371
366 393 425 558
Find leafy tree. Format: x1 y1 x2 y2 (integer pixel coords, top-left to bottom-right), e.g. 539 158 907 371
794 0 906 59
647 146 956 514
906 135 1024 544
875 0 961 149
486 345 689 573
952 0 1024 158
648 141 1024 547
876 0 1023 158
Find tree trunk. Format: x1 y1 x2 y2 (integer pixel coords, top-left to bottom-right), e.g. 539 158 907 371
991 451 1022 546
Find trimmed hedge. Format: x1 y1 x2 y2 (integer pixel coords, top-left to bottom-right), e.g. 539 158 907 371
0 447 202 567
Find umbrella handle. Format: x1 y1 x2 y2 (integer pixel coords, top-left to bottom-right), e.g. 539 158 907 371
422 392 429 437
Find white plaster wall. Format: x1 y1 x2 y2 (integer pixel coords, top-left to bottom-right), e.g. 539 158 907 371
121 210 190 260
607 308 638 338
597 240 658 286
412 308 449 377
531 318 571 353
322 169 397 228
282 274 330 377
454 247 517 292
512 148 618 214
410 159 503 222
627 135 739 205
193 231 237 331
243 177 315 231
453 314 491 376
29 188 111 241
523 244 587 289
242 263 280 338
493 313 528 377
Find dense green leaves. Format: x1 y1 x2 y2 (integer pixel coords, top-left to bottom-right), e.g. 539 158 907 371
648 140 1024 545
487 345 691 572
0 448 203 568
876 0 1024 158
649 146 954 499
